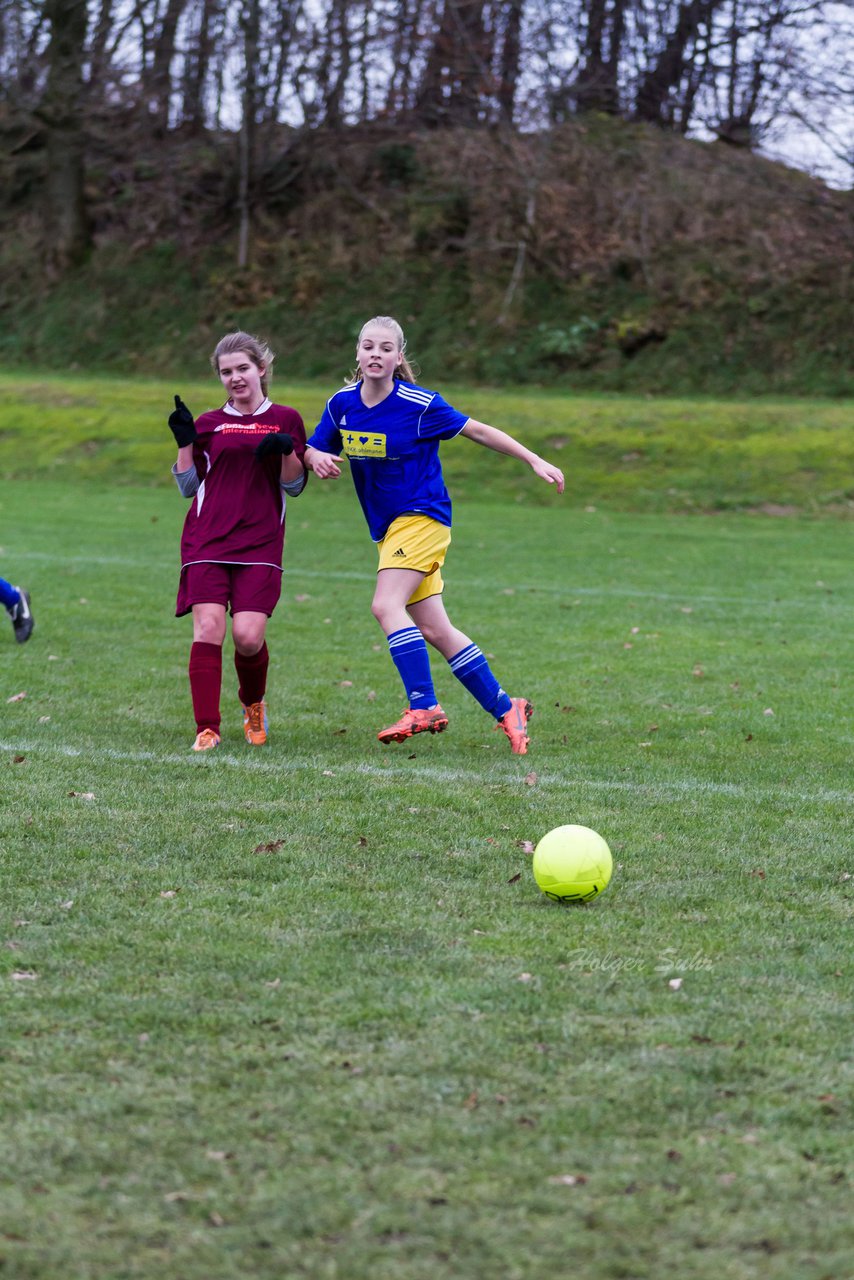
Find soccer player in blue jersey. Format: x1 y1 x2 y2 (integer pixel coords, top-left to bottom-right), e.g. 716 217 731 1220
1 579 34 643
305 316 565 755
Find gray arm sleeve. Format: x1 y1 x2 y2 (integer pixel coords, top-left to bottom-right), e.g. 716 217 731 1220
172 463 199 497
281 470 308 498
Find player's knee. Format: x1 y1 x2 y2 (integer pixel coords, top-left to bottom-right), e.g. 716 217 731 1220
194 616 225 645
233 626 264 655
370 597 389 628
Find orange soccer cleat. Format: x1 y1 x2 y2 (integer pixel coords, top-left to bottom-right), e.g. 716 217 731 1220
377 705 449 745
192 728 221 752
497 697 533 755
242 699 269 745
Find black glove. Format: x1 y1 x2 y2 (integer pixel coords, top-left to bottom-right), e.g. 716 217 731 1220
255 432 294 460
168 395 196 448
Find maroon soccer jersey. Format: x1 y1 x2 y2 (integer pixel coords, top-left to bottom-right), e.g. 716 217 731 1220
180 400 307 569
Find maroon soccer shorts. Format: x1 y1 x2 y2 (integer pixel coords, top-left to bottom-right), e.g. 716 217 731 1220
176 562 284 617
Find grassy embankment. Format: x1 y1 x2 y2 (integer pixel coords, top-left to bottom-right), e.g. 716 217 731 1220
2 119 852 395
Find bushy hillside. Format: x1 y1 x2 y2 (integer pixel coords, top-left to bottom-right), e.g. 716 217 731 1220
1 117 851 393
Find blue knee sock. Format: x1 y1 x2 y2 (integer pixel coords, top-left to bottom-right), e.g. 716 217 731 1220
387 627 437 710
448 644 512 719
0 578 20 611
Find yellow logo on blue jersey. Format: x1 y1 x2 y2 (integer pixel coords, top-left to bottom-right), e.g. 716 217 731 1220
341 429 387 458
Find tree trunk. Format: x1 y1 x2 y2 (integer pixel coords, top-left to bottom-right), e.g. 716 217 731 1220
576 0 624 115
182 0 221 132
634 0 719 125
237 0 260 269
413 0 490 127
88 0 114 94
497 0 524 124
321 0 352 128
149 0 189 131
40 0 91 269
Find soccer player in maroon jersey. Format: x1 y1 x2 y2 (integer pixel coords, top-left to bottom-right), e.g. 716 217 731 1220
169 332 308 751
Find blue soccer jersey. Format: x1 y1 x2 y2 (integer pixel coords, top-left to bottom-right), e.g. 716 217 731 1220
308 381 469 541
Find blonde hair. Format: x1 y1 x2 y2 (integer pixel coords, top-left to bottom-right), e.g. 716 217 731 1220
211 331 275 396
348 315 418 385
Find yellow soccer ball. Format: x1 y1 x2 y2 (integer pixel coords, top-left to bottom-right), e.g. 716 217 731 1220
532 824 613 903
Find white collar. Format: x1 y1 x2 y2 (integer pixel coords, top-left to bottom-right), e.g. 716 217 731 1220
223 396 272 417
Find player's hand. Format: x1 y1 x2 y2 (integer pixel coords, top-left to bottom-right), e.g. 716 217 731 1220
255 432 295 460
168 395 196 447
305 447 344 479
532 458 565 494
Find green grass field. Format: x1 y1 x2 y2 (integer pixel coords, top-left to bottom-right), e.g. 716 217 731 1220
1 378 853 1278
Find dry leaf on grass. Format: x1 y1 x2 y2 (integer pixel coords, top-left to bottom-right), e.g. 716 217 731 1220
7 691 26 703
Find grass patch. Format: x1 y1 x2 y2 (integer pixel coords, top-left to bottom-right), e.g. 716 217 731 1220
1 372 853 514
1 467 852 1278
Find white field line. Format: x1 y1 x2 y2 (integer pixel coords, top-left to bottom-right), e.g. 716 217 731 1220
7 549 844 611
3 739 853 807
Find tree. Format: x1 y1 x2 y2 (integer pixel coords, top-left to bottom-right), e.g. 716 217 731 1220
237 0 260 268
39 0 91 268
413 0 492 126
575 0 625 115
634 0 721 126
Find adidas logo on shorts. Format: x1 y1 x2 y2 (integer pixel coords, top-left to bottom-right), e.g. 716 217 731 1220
393 547 407 557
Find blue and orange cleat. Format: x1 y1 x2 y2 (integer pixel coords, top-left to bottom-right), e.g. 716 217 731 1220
378 705 449 745
497 697 533 754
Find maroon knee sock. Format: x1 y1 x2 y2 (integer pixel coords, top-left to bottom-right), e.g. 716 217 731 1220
189 641 222 733
235 643 269 706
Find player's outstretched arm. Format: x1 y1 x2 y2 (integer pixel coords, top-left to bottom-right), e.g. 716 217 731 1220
304 445 344 480
460 419 565 494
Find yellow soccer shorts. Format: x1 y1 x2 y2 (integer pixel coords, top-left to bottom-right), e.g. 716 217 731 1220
376 514 452 604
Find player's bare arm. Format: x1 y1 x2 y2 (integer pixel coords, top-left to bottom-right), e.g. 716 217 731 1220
304 445 345 479
460 419 565 493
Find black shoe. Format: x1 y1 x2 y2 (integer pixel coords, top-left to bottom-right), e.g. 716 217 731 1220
8 588 33 643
